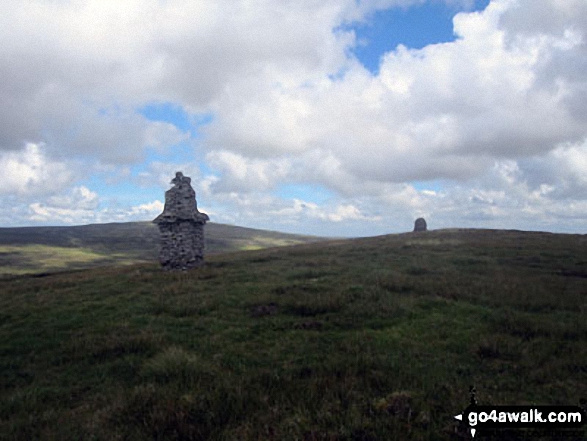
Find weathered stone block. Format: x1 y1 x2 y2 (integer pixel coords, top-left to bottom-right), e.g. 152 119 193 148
153 172 209 270
413 217 427 232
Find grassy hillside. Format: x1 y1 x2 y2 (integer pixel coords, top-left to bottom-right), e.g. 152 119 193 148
0 222 325 275
0 229 586 440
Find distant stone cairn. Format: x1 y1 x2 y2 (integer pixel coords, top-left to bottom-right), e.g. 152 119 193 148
153 172 209 270
413 218 427 232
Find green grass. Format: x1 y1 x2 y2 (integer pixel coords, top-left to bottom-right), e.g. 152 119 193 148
0 245 135 275
0 229 586 440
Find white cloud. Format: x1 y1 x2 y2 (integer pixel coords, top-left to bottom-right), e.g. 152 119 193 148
0 0 470 161
266 198 381 223
144 122 189 150
207 151 291 192
0 0 362 160
28 203 93 225
126 200 164 217
319 204 382 222
28 185 100 224
27 195 164 225
203 0 587 189
0 143 74 196
47 186 99 210
547 141 587 188
517 138 587 200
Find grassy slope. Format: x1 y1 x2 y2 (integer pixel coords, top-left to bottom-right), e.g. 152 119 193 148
0 222 325 275
0 229 586 440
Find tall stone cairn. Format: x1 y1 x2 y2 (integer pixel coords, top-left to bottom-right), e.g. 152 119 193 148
153 172 209 270
413 217 427 232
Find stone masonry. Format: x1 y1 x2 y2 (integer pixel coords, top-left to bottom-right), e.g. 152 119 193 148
153 172 209 270
413 217 427 232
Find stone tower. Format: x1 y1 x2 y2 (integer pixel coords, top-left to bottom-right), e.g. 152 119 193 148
153 172 209 270
413 217 427 232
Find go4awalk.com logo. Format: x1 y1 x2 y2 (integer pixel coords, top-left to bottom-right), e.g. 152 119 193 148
454 388 586 438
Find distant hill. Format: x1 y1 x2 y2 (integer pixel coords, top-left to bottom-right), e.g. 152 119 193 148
0 221 327 275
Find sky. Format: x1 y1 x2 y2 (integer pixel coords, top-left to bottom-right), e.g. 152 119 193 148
1 0 586 237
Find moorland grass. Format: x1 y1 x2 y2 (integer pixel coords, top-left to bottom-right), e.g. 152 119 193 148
0 229 586 440
0 245 131 276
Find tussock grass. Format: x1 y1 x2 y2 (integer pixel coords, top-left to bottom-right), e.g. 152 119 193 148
0 245 119 275
0 229 585 440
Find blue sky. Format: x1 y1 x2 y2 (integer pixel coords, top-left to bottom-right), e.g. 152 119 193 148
350 0 491 73
1 0 587 236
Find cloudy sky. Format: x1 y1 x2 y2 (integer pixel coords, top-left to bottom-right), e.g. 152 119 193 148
1 0 586 236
